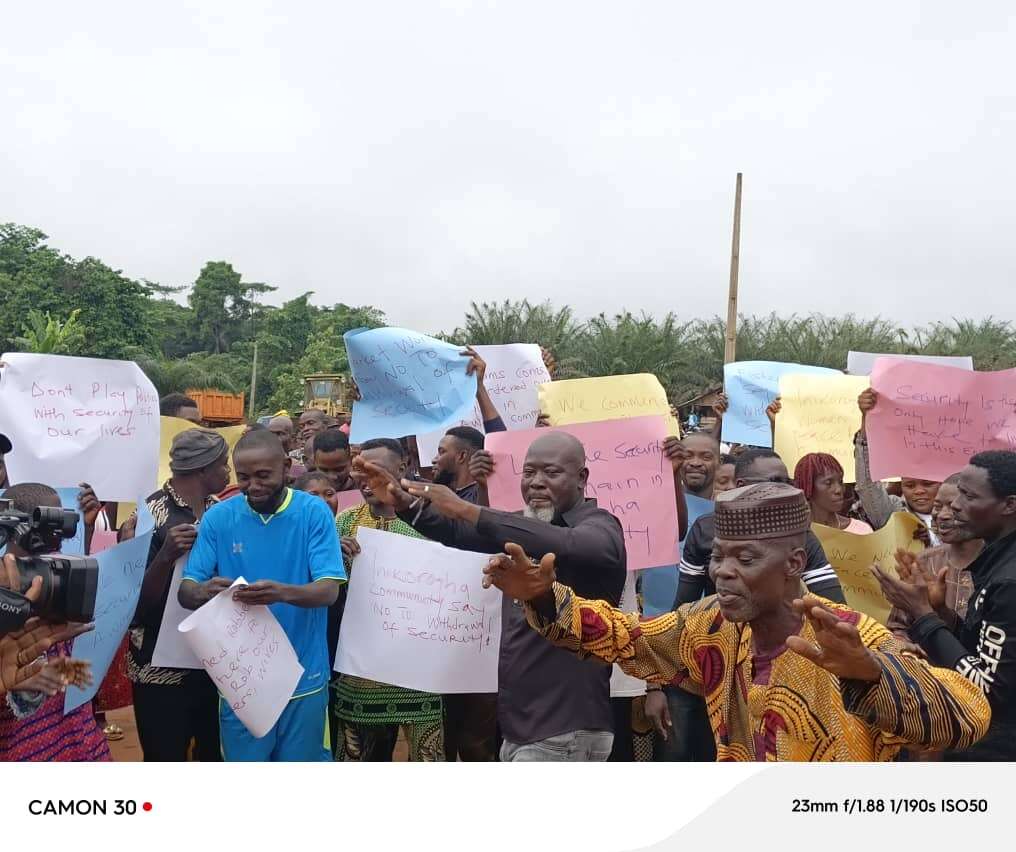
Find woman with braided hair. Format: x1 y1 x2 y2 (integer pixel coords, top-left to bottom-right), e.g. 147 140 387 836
793 452 872 534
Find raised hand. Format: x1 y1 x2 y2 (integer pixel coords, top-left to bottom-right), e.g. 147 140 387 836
785 596 881 682
662 437 690 475
468 449 495 484
462 346 487 384
857 388 878 417
482 543 556 602
714 392 729 416
765 397 782 424
77 483 102 528
872 554 941 621
352 457 414 511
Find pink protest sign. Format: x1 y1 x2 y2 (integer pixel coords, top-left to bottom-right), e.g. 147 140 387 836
336 489 365 513
483 415 677 571
867 359 1016 482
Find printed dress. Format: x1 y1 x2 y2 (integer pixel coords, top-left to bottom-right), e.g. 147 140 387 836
525 586 990 761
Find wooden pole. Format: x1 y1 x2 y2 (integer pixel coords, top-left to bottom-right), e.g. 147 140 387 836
724 173 743 364
248 340 258 419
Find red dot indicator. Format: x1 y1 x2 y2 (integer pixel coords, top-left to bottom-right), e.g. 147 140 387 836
142 802 153 812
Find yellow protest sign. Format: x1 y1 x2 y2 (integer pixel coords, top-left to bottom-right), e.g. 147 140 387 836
115 417 247 526
811 512 923 624
538 374 680 435
774 373 868 482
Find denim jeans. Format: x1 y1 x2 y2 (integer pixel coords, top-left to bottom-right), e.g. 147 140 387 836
500 730 614 762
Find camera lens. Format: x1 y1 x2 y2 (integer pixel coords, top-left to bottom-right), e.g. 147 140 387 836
16 555 99 623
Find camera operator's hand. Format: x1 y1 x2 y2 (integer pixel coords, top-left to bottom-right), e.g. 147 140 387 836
77 483 102 529
160 524 198 562
0 620 94 694
1 553 42 602
14 657 93 697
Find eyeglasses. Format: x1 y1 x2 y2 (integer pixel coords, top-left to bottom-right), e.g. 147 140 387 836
738 475 793 485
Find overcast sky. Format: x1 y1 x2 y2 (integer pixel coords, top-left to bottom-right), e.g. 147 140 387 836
4 1 1014 334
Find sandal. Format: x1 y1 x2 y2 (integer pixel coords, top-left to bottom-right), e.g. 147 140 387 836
103 723 124 742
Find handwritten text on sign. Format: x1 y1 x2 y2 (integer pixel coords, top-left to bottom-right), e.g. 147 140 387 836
64 501 155 713
344 326 477 443
722 361 841 447
538 374 680 434
179 577 304 738
867 359 1016 482
335 527 502 694
774 373 869 482
0 353 159 501
415 343 551 462
812 513 923 625
483 415 677 571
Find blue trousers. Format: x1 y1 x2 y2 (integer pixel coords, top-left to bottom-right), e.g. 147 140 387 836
220 687 331 762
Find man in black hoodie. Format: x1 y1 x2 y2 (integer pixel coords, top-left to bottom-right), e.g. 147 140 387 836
877 449 1016 760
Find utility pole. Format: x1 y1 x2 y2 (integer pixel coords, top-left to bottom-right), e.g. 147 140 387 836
248 340 258 419
724 172 743 365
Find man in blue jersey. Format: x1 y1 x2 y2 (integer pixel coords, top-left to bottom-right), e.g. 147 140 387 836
179 429 345 761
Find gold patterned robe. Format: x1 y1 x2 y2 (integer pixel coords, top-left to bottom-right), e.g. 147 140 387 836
525 585 990 761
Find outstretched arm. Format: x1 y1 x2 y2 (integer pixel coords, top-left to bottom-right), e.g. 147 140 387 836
484 544 690 685
787 596 990 753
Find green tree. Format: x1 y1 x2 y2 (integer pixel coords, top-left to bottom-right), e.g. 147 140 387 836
450 299 584 364
15 309 86 354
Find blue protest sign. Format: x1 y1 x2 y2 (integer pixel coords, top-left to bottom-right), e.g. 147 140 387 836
640 493 714 616
344 326 478 443
63 500 155 713
55 487 85 557
722 361 840 447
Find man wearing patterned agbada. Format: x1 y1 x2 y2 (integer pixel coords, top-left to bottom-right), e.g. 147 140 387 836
483 482 991 761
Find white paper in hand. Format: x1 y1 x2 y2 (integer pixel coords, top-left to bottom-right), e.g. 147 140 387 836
179 577 304 737
151 555 203 669
335 527 502 693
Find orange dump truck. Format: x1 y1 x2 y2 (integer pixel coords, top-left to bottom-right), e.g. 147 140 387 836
186 389 246 426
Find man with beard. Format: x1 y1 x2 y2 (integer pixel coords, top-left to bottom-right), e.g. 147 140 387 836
179 429 344 761
886 474 981 637
876 450 1016 760
679 432 722 500
356 431 626 761
484 482 990 761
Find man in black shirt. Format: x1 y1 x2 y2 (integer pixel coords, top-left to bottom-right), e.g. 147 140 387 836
877 449 1016 760
356 431 626 761
126 428 230 761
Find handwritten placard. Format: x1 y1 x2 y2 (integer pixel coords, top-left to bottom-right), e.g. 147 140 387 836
846 351 974 376
179 576 304 737
866 359 1016 482
722 361 840 447
64 500 155 713
151 555 202 669
774 373 870 482
335 527 502 693
538 374 680 434
415 343 552 463
483 415 677 571
811 513 923 624
0 353 159 501
344 327 478 443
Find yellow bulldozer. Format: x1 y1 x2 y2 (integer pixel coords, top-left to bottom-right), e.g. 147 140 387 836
302 373 351 418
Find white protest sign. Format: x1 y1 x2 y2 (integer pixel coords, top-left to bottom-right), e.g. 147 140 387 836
151 555 202 669
0 353 159 501
335 527 502 693
179 576 304 737
415 343 550 464
846 351 974 376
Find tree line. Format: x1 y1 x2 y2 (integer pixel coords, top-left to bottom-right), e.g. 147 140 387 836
3 222 1014 416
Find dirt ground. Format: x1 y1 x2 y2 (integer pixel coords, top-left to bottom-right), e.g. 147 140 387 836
104 705 410 761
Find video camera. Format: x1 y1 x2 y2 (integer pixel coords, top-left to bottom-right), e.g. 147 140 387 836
0 499 99 634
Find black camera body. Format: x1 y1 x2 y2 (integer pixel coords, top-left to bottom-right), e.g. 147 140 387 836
0 499 99 632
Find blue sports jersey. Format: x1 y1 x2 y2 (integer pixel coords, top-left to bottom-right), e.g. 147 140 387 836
183 488 346 697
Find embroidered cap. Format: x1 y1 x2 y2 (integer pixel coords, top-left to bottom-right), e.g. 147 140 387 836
714 482 811 540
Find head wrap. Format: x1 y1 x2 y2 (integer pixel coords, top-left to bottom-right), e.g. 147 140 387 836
170 428 227 473
0 433 11 454
714 482 811 540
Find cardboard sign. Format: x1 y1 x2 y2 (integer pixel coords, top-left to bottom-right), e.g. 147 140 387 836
483 415 678 571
